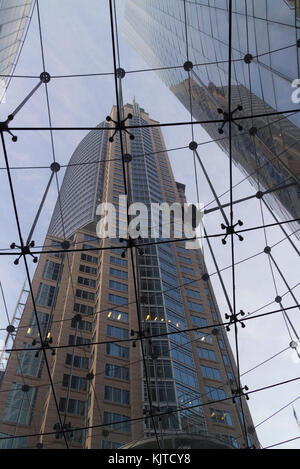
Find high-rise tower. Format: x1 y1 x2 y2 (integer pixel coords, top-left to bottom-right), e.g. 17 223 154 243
124 0 300 237
0 0 34 100
0 103 258 449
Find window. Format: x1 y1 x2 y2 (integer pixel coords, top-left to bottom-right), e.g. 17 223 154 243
194 330 213 343
62 374 88 392
180 265 195 275
81 253 98 264
110 267 128 279
78 276 96 288
43 260 61 281
26 311 49 337
205 386 226 401
106 343 129 359
83 234 99 243
222 354 230 366
68 335 91 349
102 440 122 449
107 309 128 322
216 434 239 448
76 289 95 301
185 288 201 299
79 264 97 275
0 433 27 449
218 339 225 349
201 366 222 381
188 302 205 313
110 256 127 267
197 347 217 361
103 412 130 432
109 280 128 292
82 244 96 251
74 303 94 315
108 294 128 306
191 315 207 327
104 386 130 405
105 364 129 381
178 255 193 264
17 343 44 378
3 383 37 426
65 354 90 369
59 398 87 417
173 364 198 387
36 283 57 307
210 408 233 426
71 317 92 332
107 325 129 339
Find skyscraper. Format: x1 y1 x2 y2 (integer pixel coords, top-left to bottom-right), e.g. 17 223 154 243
0 103 258 449
124 0 300 237
0 0 34 100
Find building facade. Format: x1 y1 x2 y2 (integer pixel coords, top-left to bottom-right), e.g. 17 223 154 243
124 0 300 237
0 0 33 101
0 103 258 449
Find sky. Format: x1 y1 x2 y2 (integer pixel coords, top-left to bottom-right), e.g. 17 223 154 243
0 0 299 449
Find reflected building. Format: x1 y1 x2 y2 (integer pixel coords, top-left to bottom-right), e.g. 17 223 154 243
0 103 258 449
124 0 300 237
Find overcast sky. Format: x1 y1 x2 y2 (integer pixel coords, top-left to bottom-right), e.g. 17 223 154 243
0 0 299 449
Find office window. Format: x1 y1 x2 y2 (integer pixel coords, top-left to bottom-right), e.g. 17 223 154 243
75 289 95 301
81 253 98 264
110 267 128 279
210 408 233 426
106 343 129 359
110 256 127 267
222 354 230 366
197 347 217 361
180 265 195 275
65 354 90 370
68 335 91 349
201 366 222 381
194 330 213 343
107 309 128 322
185 288 201 299
103 412 130 432
105 364 129 381
26 311 49 337
188 302 205 313
62 374 88 392
216 434 239 448
74 303 94 315
104 386 130 405
71 317 92 332
2 383 37 426
78 276 96 288
178 255 193 264
17 343 44 378
205 386 226 401
107 325 129 339
0 433 27 449
102 440 122 449
59 397 87 417
42 260 61 281
109 280 128 292
83 234 99 243
36 283 57 307
191 315 207 327
108 294 128 306
79 264 97 275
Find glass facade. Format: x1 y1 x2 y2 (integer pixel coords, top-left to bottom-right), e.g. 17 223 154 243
124 0 300 237
48 123 108 239
0 0 33 99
